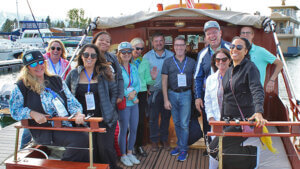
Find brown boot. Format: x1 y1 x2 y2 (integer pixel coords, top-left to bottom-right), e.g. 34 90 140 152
151 142 159 152
162 141 170 150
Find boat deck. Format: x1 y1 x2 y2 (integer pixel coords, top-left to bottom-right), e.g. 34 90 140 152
117 145 209 169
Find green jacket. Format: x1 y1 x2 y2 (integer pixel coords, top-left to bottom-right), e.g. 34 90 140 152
138 58 155 92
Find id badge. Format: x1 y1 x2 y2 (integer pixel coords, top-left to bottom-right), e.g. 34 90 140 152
85 92 95 110
127 86 134 92
52 97 68 117
177 73 187 87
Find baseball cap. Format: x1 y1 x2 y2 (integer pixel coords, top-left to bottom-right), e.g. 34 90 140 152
204 21 220 32
22 50 44 66
118 42 134 51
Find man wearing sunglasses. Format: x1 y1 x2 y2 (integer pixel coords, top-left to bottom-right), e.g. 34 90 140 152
240 26 283 93
194 21 230 141
141 32 174 152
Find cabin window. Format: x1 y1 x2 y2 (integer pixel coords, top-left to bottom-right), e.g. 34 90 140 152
164 36 173 51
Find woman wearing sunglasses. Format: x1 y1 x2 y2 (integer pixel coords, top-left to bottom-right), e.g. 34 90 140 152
44 39 71 79
116 42 141 167
208 37 267 169
65 44 121 169
9 50 88 162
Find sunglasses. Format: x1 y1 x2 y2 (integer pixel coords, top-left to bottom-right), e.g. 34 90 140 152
50 46 61 51
83 52 97 59
240 31 252 35
29 60 44 68
229 44 244 51
135 47 144 51
120 50 132 54
215 57 229 63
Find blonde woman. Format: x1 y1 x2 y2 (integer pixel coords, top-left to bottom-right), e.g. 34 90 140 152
44 39 71 79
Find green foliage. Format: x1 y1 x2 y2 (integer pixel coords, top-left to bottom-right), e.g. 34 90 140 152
66 8 90 28
1 19 15 32
46 16 51 27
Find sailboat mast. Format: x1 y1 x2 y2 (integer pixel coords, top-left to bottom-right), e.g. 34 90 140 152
16 0 21 37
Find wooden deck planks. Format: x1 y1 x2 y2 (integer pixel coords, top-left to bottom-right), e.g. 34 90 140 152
118 145 208 169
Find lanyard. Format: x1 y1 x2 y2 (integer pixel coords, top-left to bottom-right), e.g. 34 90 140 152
49 58 61 75
45 87 57 98
122 64 133 87
84 69 93 93
154 50 166 59
173 56 187 74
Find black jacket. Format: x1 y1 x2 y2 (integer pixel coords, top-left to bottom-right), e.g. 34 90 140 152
65 66 118 128
221 58 264 119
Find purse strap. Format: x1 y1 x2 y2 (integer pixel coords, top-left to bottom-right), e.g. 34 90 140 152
229 69 246 121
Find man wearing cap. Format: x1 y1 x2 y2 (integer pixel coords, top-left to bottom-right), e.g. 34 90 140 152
240 26 283 92
194 20 230 138
141 32 174 151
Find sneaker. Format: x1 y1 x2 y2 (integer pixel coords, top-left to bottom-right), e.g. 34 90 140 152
120 155 133 166
170 147 180 156
177 151 188 161
127 154 140 164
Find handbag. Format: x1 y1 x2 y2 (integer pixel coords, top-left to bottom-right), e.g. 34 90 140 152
117 96 126 110
229 70 254 134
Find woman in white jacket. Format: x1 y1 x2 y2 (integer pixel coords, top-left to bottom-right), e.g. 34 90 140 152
204 48 231 169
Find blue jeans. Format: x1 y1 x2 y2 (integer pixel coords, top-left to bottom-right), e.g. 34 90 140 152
168 90 192 151
148 91 171 143
118 104 139 155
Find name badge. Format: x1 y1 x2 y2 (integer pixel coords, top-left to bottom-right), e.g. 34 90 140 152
127 86 134 92
52 97 68 117
177 73 187 87
85 92 95 110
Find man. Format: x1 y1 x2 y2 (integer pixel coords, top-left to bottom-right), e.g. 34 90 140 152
141 32 174 151
161 36 196 161
194 21 230 136
240 26 283 92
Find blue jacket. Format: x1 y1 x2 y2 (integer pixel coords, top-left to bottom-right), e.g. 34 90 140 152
194 40 230 99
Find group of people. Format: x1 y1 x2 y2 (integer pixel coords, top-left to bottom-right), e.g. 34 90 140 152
9 19 283 169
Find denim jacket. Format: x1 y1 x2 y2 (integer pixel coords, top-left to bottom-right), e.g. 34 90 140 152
65 66 118 128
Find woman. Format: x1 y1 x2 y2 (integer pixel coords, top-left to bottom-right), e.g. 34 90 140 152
65 44 121 169
117 42 140 167
208 37 267 169
205 49 231 123
131 37 157 157
204 49 231 169
9 50 88 162
92 32 124 104
44 39 71 79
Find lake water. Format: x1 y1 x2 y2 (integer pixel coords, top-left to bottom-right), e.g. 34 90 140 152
0 56 299 129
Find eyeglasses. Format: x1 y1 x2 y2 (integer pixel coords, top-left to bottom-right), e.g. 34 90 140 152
50 46 61 51
240 31 252 35
229 44 244 51
120 50 132 54
29 60 44 68
83 52 97 59
215 57 229 63
174 44 186 47
135 47 144 51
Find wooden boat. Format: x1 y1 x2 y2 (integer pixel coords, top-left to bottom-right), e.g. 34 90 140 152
93 7 300 169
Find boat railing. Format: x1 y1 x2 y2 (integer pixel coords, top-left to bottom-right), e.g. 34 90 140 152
207 121 300 169
12 116 107 169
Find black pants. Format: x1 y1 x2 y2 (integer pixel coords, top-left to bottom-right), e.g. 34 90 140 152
135 91 147 147
94 122 118 169
51 131 89 162
209 126 257 169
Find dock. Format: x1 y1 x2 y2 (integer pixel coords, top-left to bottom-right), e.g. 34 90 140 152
0 122 22 169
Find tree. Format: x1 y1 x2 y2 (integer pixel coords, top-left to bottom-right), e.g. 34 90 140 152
67 8 88 28
1 19 13 32
60 21 65 28
46 16 51 28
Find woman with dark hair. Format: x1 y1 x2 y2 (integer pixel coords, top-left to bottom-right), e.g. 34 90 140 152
208 37 267 169
92 31 124 105
65 44 121 169
9 50 88 162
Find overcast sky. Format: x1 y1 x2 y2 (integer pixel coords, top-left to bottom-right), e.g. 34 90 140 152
1 0 299 20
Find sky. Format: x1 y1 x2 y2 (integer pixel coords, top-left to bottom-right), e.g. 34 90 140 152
0 0 299 21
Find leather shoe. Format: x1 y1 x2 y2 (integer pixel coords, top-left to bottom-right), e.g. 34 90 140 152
137 146 148 157
162 141 170 150
151 142 159 152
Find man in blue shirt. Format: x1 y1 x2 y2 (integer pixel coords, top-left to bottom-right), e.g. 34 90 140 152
194 21 230 137
141 32 174 151
240 26 283 92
